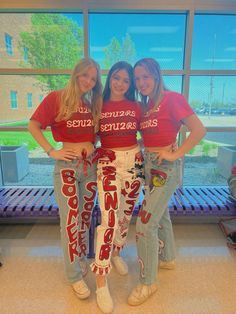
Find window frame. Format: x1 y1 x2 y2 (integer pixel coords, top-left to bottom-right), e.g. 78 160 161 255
5 33 13 56
10 90 18 109
27 92 33 108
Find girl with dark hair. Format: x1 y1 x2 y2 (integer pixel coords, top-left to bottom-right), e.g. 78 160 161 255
90 61 143 313
128 58 206 306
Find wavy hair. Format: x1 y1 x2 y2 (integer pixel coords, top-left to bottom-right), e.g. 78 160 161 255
56 58 103 131
103 61 135 102
134 58 166 111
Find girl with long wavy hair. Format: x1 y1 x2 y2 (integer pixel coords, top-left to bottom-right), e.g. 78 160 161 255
128 58 206 306
28 58 102 300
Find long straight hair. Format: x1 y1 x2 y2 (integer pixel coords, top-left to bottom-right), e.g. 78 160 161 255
103 61 135 102
56 58 103 131
134 58 166 111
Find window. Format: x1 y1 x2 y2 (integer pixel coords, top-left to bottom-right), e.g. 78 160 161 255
0 8 235 188
163 76 182 93
1 75 69 124
10 91 18 109
5 33 13 55
23 47 29 62
189 76 236 124
90 13 186 70
1 13 83 69
27 93 33 108
192 15 236 70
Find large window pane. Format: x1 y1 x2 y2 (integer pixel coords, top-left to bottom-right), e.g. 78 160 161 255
189 76 236 126
101 75 183 93
163 76 182 93
185 74 236 186
90 13 186 69
183 131 236 186
0 74 70 186
0 74 69 123
0 130 55 186
192 14 236 70
0 13 83 69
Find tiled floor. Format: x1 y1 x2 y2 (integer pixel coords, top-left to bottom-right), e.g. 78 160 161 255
0 223 236 314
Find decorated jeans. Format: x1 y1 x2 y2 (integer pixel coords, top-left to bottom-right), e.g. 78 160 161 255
53 153 97 283
91 146 143 275
136 151 180 285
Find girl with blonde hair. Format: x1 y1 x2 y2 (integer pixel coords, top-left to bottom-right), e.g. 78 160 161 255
128 58 206 306
28 58 102 300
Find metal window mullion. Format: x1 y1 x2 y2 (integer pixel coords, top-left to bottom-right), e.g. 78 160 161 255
182 9 194 100
83 7 89 58
179 9 194 187
0 69 72 75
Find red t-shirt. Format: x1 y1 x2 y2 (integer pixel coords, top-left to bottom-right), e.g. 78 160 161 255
30 90 95 143
99 99 141 149
140 91 194 147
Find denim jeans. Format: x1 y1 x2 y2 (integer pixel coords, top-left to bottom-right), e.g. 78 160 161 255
91 146 143 275
53 154 97 283
136 152 180 285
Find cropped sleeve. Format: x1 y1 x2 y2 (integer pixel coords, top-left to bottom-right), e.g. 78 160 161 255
30 91 59 129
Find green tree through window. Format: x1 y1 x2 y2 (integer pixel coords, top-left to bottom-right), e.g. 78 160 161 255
19 14 83 91
103 33 136 68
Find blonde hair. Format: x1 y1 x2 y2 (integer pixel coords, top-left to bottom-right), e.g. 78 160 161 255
56 58 103 131
134 58 166 112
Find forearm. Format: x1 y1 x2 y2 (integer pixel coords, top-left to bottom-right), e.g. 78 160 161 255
28 120 54 153
174 128 206 159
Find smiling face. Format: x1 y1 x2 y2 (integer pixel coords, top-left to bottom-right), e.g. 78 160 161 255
134 65 156 98
109 69 130 101
77 66 98 94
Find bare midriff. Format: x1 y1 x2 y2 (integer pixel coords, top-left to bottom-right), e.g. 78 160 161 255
63 141 95 157
145 143 173 153
109 144 139 151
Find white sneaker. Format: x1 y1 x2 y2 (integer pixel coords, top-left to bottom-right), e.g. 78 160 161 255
111 256 128 275
79 259 88 276
96 282 113 313
128 283 158 306
159 260 176 270
72 279 90 299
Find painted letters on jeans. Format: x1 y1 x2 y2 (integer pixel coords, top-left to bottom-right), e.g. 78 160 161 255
99 166 117 261
124 180 141 215
138 200 152 224
61 169 96 263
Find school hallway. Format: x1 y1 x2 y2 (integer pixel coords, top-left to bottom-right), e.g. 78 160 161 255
0 223 236 314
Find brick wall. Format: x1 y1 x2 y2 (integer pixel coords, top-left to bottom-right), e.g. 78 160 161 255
0 14 47 122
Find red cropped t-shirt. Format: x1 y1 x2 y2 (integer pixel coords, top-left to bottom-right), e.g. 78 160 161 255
99 99 141 149
30 90 95 143
140 91 194 147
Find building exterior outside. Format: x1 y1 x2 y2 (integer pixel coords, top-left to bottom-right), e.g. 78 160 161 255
0 14 46 123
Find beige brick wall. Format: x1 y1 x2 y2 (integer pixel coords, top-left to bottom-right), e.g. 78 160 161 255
0 75 47 122
0 14 31 69
0 14 47 122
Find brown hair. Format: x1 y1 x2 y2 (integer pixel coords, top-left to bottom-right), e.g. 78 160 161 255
134 58 166 111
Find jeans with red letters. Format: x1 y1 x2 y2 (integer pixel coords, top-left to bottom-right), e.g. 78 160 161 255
90 146 143 275
53 155 97 284
136 152 180 285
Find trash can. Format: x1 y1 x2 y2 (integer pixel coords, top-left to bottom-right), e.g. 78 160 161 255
217 145 236 178
0 145 29 183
